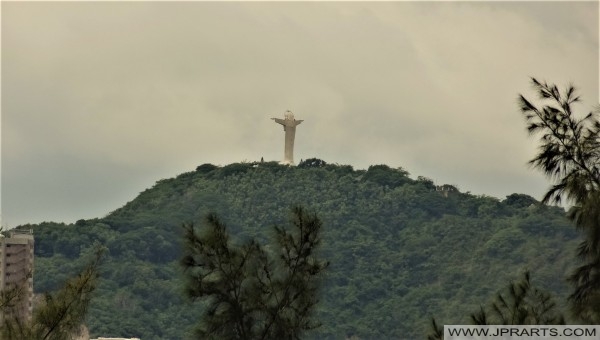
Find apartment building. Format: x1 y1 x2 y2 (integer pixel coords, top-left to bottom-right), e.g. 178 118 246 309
0 229 34 323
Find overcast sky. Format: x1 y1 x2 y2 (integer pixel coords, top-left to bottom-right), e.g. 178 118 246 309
2 1 598 227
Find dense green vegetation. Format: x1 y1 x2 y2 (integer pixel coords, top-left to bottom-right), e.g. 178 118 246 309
427 271 565 340
181 207 328 339
27 159 579 339
425 78 600 340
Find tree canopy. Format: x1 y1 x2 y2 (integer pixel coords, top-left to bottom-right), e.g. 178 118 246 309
519 78 600 321
28 160 578 338
181 207 328 339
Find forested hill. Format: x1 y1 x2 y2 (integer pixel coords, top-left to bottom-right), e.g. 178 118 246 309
30 160 579 339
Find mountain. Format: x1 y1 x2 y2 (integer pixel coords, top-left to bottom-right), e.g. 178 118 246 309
28 160 580 339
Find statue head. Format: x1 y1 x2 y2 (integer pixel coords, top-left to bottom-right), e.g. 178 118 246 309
285 110 294 121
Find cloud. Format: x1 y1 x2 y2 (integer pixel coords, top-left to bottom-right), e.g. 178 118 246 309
1 1 597 226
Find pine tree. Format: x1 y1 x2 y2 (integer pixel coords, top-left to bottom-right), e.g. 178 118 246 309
181 206 328 340
427 271 564 339
519 78 600 321
472 271 564 325
1 246 104 340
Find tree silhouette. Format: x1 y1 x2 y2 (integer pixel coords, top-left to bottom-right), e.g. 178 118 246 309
426 318 444 340
427 271 564 340
181 206 328 339
519 78 600 321
1 246 104 340
473 271 564 325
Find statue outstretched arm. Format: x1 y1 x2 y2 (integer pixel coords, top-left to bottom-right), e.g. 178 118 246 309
272 118 286 125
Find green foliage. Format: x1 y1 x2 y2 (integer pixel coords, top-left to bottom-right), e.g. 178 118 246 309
427 318 444 340
2 246 104 340
428 271 564 339
181 207 328 339
363 164 412 188
473 271 564 325
519 78 600 321
298 158 327 168
196 163 218 174
504 194 538 208
218 163 254 179
30 161 578 338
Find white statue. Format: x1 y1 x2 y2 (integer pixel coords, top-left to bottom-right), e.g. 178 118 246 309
272 110 303 165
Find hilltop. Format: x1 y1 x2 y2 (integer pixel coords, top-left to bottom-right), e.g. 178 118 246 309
29 159 579 339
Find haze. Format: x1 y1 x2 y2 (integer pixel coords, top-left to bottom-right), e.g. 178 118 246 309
1 1 598 227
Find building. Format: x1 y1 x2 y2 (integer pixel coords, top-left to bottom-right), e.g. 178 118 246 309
0 228 34 323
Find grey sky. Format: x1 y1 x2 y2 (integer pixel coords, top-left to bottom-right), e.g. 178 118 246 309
2 1 598 227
